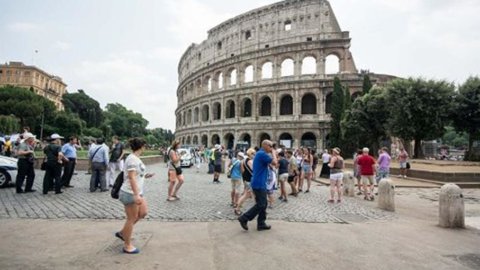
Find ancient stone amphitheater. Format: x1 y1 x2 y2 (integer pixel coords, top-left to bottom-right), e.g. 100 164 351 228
175 0 394 150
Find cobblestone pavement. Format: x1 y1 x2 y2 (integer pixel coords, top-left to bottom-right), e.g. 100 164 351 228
0 163 397 223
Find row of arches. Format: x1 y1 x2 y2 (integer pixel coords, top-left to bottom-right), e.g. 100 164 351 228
179 54 341 100
179 131 323 150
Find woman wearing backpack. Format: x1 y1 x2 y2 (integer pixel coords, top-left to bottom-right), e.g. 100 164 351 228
229 152 244 209
116 138 154 254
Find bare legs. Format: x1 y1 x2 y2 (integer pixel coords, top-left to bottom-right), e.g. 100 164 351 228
168 171 184 200
329 180 342 202
120 199 148 252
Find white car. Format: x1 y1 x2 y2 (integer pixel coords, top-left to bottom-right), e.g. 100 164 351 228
0 155 18 188
178 148 194 167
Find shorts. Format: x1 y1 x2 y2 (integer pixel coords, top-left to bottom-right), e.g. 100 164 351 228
287 175 295 183
399 162 407 169
243 181 251 191
214 164 222 173
361 175 375 185
119 190 143 206
302 164 312 173
279 173 289 182
231 179 242 193
330 172 343 182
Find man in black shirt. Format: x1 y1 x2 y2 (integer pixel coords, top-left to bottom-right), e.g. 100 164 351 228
106 136 124 187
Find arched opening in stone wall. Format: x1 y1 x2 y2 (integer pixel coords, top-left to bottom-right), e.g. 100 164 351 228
207 77 213 91
280 95 293 115
224 133 235 150
259 133 271 146
187 109 192 125
242 98 252 117
230 69 237 86
261 62 273 79
325 54 340 74
211 134 220 146
226 100 235 118
194 107 199 123
213 102 221 120
217 72 223 89
193 135 198 146
260 96 271 116
195 79 201 93
325 92 332 114
301 56 317 75
202 105 209 122
281 58 294 77
284 20 292 31
201 135 208 147
239 133 251 148
301 132 317 149
279 133 293 149
301 93 317 114
186 136 191 145
182 137 186 145
324 133 330 149
244 65 254 83
351 91 362 101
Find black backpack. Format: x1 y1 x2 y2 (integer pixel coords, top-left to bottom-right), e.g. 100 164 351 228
111 171 125 199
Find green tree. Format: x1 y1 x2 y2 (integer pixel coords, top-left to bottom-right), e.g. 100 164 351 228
385 78 455 158
0 85 56 135
329 77 344 148
362 74 373 95
344 86 352 111
0 115 20 135
51 111 84 138
62 89 103 127
104 103 149 138
342 87 389 155
451 76 480 160
442 126 469 148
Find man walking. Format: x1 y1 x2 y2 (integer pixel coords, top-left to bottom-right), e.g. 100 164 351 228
212 144 223 183
61 136 78 188
88 138 109 192
106 136 124 187
238 140 278 231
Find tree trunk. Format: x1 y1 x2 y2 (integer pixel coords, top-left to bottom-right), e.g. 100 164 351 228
414 138 424 159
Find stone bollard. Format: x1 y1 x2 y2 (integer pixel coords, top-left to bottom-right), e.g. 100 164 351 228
342 172 356 197
378 179 395 211
439 184 465 228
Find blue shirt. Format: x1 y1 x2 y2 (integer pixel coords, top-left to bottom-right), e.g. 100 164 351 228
88 144 109 165
250 149 273 190
62 143 77 159
230 159 242 180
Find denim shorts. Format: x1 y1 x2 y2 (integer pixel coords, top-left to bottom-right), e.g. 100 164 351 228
119 190 143 206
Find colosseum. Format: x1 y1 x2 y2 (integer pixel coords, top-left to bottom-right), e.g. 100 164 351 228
175 0 394 150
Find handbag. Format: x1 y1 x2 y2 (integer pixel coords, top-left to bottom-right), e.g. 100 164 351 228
406 162 411 169
111 171 124 199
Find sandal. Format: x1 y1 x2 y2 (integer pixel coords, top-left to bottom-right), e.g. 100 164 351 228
234 209 243 216
327 199 335 203
167 197 177 202
337 199 341 203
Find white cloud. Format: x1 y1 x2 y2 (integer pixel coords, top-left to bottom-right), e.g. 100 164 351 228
54 41 71 51
6 22 41 32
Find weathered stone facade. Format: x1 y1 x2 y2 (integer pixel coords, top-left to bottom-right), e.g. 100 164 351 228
0 62 67 110
175 0 394 149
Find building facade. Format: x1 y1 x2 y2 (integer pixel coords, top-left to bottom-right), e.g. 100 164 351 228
175 0 394 150
0 61 67 110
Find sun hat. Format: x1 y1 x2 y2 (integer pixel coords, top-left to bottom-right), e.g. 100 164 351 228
332 147 341 154
237 152 245 158
51 133 64 140
23 132 36 140
215 144 221 150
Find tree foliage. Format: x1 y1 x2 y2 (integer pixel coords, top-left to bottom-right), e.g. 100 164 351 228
362 74 373 95
329 77 344 148
103 103 149 138
344 86 352 112
385 78 455 158
0 115 20 135
62 89 103 127
451 76 480 160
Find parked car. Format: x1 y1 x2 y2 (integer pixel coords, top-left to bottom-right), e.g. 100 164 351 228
0 155 18 188
178 148 194 167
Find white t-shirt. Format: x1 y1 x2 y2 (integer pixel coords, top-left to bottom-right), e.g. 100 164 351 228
322 153 331 163
120 154 146 195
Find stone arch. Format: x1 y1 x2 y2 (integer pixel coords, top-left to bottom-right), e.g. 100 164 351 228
202 104 210 122
259 133 271 145
225 99 235 118
193 107 199 123
244 64 254 83
182 137 186 145
195 79 202 93
279 133 293 148
186 136 191 145
224 133 235 150
301 132 317 148
260 96 272 116
325 54 340 74
239 133 251 148
211 134 220 145
213 102 221 120
280 94 293 115
325 92 332 114
261 61 273 79
351 91 362 101
281 58 294 77
301 56 317 75
193 135 199 145
301 93 317 114
229 68 237 86
216 72 224 89
201 135 208 147
241 98 252 117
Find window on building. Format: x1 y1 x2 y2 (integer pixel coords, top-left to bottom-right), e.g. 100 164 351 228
285 20 292 31
244 65 254 83
261 62 273 79
301 56 317 75
280 95 293 115
217 41 222 50
230 69 237 86
301 93 317 114
260 96 272 116
245 30 252 40
281 59 294 77
218 73 223 89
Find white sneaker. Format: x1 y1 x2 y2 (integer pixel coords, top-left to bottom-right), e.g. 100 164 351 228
403 175 407 179
397 175 402 178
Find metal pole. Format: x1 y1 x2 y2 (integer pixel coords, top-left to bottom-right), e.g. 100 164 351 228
39 81 48 140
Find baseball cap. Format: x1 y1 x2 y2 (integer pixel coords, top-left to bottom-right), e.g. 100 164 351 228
23 132 36 140
51 133 64 140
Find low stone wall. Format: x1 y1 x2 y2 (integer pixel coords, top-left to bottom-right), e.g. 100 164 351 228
34 155 164 171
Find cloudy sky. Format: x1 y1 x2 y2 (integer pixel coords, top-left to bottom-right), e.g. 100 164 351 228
1 0 479 131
